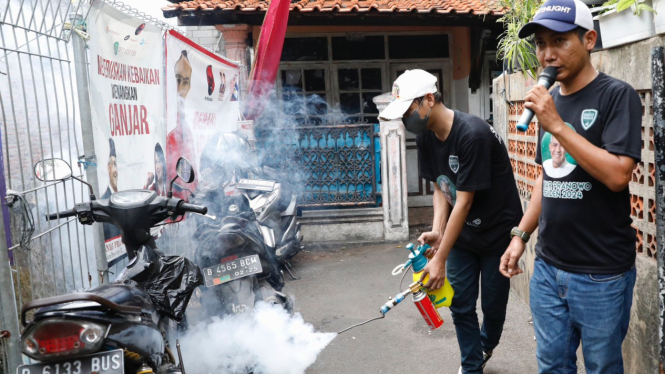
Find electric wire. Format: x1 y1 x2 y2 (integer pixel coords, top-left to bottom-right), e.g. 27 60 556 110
7 192 35 249
337 315 385 334
399 263 412 293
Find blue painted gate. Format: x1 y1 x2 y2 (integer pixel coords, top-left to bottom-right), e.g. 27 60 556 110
257 123 381 208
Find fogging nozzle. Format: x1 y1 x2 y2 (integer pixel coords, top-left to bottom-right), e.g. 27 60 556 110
379 287 414 315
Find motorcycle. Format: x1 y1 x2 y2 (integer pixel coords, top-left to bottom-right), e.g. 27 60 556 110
189 133 293 317
197 132 304 279
191 187 292 317
236 165 303 279
18 157 208 374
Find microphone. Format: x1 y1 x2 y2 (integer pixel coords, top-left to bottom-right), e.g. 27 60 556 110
516 66 559 132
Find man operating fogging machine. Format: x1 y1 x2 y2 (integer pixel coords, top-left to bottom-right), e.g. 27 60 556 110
500 0 642 372
379 70 522 374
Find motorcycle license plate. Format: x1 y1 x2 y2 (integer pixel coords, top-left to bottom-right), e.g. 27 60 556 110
236 179 275 192
203 255 262 287
17 349 123 374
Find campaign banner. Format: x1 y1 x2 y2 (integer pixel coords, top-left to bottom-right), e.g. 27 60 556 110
87 2 166 265
165 30 240 192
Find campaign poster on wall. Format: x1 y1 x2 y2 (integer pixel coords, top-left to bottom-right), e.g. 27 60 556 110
164 30 240 195
87 2 166 265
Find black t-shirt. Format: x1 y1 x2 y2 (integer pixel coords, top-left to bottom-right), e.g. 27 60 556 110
535 72 642 274
417 111 522 253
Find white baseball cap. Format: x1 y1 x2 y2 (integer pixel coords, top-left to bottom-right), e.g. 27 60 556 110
379 70 438 121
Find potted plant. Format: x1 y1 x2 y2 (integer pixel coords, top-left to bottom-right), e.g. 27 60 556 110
496 0 544 79
592 0 656 48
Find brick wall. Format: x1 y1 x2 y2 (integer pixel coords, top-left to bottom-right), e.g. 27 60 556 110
631 90 658 259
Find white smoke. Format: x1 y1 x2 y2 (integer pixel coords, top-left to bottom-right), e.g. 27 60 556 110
180 301 336 374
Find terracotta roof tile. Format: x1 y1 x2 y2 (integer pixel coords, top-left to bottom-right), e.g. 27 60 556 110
162 0 505 16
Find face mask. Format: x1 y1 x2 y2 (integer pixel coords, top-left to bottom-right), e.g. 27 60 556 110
403 101 431 135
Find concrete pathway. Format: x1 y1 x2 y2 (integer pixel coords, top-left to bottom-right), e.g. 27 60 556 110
285 241 540 374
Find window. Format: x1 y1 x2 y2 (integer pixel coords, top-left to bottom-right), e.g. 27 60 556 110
337 68 383 124
280 69 328 125
388 35 449 59
331 36 385 61
281 37 329 62
278 33 451 125
486 55 502 125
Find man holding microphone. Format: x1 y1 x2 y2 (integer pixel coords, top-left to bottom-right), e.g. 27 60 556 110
500 0 642 372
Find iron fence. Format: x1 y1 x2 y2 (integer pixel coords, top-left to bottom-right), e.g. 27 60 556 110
0 0 99 371
295 124 380 207
257 123 381 208
0 1 179 373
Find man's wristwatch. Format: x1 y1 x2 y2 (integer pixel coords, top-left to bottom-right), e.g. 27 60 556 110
510 227 531 242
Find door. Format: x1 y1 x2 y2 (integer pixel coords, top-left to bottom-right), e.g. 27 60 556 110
483 52 502 126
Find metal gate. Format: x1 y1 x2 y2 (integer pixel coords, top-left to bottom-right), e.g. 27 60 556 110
294 124 380 207
256 123 382 208
0 1 173 372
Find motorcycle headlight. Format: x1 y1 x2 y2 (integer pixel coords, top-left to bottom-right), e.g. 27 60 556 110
111 190 153 206
219 232 245 250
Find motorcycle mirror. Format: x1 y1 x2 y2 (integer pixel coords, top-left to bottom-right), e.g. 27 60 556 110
168 157 195 198
176 157 195 183
34 159 72 182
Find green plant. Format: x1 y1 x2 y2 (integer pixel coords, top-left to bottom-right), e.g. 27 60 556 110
601 0 656 16
496 0 545 79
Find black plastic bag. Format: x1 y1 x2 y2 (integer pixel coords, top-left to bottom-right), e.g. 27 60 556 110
142 255 203 322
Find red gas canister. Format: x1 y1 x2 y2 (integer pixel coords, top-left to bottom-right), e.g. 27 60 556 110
412 290 444 330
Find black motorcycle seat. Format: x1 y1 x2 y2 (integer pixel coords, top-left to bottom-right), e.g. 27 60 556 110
35 282 155 316
97 281 156 311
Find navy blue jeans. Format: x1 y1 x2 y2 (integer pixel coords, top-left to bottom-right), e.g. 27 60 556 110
447 248 510 374
530 257 636 374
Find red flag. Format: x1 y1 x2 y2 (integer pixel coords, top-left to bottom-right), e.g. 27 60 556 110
244 0 290 120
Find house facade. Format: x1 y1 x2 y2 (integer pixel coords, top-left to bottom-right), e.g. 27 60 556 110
162 0 505 207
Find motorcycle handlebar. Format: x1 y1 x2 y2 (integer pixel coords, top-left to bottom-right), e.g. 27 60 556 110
178 202 208 215
43 196 207 224
46 207 77 221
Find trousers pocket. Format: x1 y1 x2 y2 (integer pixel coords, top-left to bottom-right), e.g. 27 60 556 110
589 272 625 282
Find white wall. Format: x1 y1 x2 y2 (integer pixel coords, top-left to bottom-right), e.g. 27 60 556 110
452 77 469 113
184 26 225 55
468 88 483 118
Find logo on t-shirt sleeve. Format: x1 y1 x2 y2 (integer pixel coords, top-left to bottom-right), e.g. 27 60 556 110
581 109 599 130
449 155 459 174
